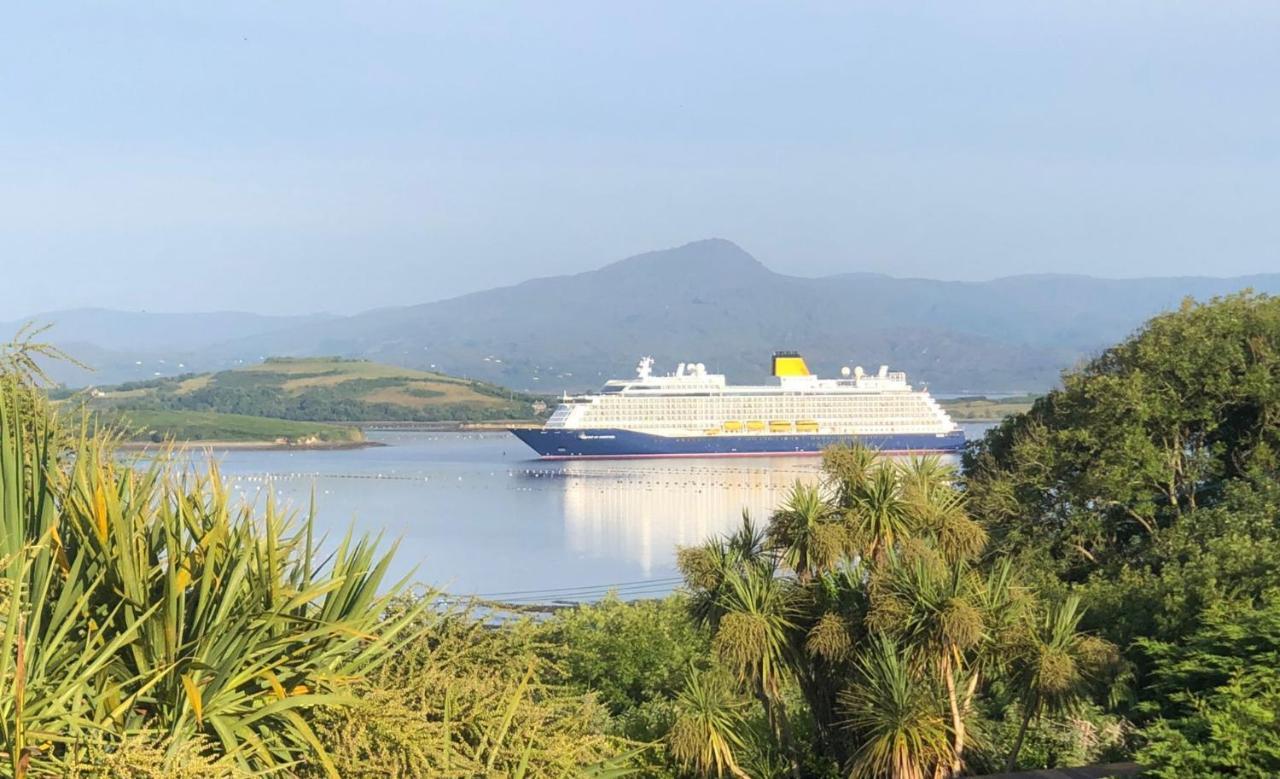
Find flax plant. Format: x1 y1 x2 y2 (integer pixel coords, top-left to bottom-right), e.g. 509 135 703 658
0 368 428 776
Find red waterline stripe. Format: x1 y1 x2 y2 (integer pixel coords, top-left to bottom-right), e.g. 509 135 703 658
536 448 959 461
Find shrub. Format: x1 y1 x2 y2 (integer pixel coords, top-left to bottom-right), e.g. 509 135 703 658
0 374 427 777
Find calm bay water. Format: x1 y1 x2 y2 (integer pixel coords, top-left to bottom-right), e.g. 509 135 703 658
205 424 993 601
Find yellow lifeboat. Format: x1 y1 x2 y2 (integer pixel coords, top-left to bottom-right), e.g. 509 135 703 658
745 420 765 432
795 419 819 432
704 427 720 436
722 420 743 432
769 420 793 432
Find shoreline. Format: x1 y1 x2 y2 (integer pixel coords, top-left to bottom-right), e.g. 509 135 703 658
117 439 387 452
356 421 541 432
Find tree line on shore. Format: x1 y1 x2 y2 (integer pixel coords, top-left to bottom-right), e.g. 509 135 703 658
2 292 1278 777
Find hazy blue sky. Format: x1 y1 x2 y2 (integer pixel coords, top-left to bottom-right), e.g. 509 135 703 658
3 2 1278 317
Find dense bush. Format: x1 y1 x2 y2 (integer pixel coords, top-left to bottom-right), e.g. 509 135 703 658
0 373 427 776
303 609 630 778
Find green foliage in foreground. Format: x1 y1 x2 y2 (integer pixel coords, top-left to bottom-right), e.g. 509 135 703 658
541 595 710 722
302 610 631 778
1 358 637 777
92 408 365 444
9 292 1280 777
0 375 425 776
1134 595 1280 778
964 292 1280 777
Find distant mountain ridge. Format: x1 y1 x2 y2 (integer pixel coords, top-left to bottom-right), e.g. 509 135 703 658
9 239 1280 392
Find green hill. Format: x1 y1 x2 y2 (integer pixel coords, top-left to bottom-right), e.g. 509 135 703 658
96 409 366 445
82 357 549 441
937 394 1037 421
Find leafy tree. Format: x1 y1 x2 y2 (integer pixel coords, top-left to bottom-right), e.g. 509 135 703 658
676 446 1119 777
539 594 709 725
1135 594 1280 778
961 293 1280 769
1080 473 1280 651
1137 666 1280 779
965 292 1280 579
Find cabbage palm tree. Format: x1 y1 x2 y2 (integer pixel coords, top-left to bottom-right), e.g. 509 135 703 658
896 455 955 498
681 514 803 778
910 488 988 564
679 513 770 630
1004 595 1122 771
866 551 972 776
822 444 880 504
867 550 1024 776
841 635 952 779
766 482 844 582
898 460 987 564
844 464 914 564
668 668 752 779
712 565 802 778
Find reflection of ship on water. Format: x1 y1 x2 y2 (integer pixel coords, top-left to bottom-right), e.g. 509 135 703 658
559 459 821 574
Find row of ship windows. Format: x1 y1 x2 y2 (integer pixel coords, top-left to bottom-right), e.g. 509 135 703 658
582 410 943 421
583 400 937 409
584 407 937 416
591 398 933 405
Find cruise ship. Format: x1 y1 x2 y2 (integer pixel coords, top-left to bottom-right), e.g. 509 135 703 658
509 352 964 459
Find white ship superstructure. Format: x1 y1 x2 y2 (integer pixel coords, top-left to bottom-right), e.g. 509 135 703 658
546 355 955 437
512 353 964 459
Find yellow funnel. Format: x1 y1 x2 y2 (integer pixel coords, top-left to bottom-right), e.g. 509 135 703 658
771 351 811 377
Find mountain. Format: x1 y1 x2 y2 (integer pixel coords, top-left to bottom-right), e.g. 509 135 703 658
0 310 337 386
11 240 1280 393
0 308 335 352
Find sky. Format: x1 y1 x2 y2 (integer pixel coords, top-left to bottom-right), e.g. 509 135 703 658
2 2 1279 317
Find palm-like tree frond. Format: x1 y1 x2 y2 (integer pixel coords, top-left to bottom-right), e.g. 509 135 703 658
822 444 880 503
0 374 429 776
0 323 89 387
668 668 752 779
1003 594 1124 770
766 482 845 581
841 635 952 779
712 568 798 699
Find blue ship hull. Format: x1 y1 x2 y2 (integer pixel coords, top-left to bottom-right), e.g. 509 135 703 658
508 427 966 459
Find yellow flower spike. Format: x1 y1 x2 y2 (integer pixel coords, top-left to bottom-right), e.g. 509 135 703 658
92 482 108 543
49 523 70 574
181 674 204 725
263 671 286 700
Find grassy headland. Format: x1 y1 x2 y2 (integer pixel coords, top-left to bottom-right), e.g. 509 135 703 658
76 356 549 443
938 393 1038 421
95 408 365 446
